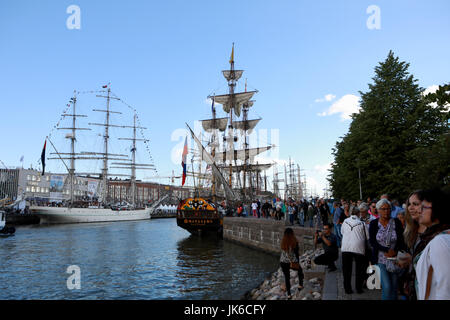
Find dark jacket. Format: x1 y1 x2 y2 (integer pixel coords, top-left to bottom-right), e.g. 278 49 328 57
339 210 349 224
368 218 406 265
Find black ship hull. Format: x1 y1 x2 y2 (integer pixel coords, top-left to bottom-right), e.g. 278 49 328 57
176 217 223 237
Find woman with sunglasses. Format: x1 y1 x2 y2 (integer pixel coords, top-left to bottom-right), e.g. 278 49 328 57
413 188 450 300
368 201 378 220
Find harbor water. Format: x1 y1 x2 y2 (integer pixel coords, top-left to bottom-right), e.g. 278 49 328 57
0 218 278 299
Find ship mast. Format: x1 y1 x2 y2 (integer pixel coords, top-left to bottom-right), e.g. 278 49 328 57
242 79 249 201
211 98 217 202
86 87 143 205
186 123 236 202
227 43 236 187
51 90 90 206
297 164 303 199
91 88 123 204
113 112 155 207
207 44 278 203
69 92 77 205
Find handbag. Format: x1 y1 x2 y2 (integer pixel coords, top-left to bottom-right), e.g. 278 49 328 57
290 262 300 270
287 245 300 270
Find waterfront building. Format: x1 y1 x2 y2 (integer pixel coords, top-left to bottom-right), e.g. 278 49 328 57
0 167 190 206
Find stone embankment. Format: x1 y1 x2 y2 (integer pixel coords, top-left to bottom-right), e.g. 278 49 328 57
245 249 326 300
223 217 316 255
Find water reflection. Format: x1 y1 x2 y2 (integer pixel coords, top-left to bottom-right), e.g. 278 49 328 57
0 219 278 300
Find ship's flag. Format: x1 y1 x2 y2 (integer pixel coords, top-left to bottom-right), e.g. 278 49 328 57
19 155 24 163
40 140 47 176
211 96 215 113
102 84 108 88
181 136 188 186
229 43 234 64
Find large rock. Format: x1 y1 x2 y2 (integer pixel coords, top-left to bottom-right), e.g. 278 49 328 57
246 248 325 300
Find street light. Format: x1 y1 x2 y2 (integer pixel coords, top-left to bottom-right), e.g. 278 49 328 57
356 159 362 200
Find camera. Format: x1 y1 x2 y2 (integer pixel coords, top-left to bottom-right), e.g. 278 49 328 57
315 230 321 235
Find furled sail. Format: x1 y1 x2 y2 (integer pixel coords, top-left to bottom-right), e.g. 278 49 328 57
217 163 273 172
215 146 272 163
222 70 244 81
232 118 261 133
210 91 257 117
244 100 255 108
201 117 228 132
186 123 236 201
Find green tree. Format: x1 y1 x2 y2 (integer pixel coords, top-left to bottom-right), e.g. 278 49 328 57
411 83 450 192
329 52 449 201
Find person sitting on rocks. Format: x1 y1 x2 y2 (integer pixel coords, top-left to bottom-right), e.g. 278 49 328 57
280 227 304 299
313 223 339 271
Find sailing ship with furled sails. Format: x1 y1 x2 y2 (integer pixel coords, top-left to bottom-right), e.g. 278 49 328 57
177 44 274 235
30 86 163 224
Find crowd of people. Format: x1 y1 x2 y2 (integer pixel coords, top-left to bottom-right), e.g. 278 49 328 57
234 197 333 227
256 188 450 300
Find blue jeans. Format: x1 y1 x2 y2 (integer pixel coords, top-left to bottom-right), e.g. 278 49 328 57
299 212 304 226
289 214 294 225
378 263 399 300
334 223 342 248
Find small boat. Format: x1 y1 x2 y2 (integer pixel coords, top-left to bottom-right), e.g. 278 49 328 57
0 211 15 237
176 197 223 236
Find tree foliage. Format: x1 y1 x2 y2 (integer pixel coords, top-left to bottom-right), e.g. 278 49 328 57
328 51 449 201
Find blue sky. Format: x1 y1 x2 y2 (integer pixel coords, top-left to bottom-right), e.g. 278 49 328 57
1 0 449 197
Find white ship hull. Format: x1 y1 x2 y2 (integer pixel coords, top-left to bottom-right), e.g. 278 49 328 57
30 206 152 224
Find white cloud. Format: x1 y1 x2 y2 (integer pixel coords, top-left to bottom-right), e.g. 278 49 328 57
423 85 450 111
315 93 336 103
313 163 332 175
317 94 361 120
423 84 439 96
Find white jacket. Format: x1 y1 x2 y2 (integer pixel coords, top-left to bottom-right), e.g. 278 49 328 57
341 215 368 255
416 233 450 300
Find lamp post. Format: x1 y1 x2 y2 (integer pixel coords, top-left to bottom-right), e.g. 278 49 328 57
356 159 362 200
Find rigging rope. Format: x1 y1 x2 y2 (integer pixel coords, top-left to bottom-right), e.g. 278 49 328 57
110 91 159 176
37 88 159 178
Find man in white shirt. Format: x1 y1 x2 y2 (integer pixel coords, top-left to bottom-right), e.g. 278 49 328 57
251 201 258 217
341 207 369 294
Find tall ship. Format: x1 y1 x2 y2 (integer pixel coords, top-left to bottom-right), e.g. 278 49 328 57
177 44 274 234
30 86 161 224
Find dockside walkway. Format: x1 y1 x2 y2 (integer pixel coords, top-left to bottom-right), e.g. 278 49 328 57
322 249 381 300
224 216 382 300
